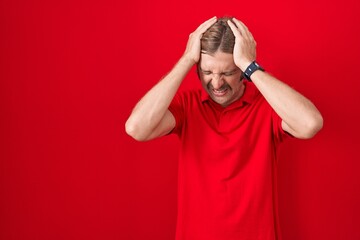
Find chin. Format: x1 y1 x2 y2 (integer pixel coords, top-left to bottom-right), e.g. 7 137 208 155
211 96 230 107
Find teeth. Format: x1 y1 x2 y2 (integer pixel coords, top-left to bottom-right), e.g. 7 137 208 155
214 89 226 93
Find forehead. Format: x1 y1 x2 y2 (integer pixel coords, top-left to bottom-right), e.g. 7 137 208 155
199 51 236 71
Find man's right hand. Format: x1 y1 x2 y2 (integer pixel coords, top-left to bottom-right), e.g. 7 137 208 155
183 16 217 64
126 17 217 141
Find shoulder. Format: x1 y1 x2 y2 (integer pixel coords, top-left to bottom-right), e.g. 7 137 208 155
173 88 204 106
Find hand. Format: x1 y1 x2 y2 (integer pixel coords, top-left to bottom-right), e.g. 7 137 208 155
227 18 257 71
182 16 217 65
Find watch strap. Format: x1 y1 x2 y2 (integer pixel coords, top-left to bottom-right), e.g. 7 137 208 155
243 61 264 81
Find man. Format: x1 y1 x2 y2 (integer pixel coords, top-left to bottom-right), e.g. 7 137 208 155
126 16 323 240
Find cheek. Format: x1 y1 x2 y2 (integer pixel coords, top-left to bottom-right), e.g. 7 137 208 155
227 78 242 90
200 77 210 87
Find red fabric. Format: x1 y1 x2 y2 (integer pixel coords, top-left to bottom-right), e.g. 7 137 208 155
168 81 288 240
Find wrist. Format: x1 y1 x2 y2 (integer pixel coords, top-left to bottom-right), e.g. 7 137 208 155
176 55 197 73
181 53 197 66
239 60 253 72
242 61 265 81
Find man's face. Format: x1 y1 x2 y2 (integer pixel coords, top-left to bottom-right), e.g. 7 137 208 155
198 51 244 107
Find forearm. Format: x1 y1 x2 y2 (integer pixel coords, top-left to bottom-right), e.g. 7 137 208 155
125 56 194 140
251 70 323 138
227 18 323 138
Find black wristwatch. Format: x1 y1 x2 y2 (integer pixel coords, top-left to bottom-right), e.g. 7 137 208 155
243 61 264 81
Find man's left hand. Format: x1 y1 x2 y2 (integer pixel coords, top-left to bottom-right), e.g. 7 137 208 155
227 18 257 71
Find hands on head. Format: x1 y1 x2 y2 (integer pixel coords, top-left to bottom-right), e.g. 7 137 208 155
227 18 257 71
183 16 217 65
183 16 257 72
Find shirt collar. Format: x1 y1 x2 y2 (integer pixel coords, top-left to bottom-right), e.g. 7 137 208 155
200 81 259 109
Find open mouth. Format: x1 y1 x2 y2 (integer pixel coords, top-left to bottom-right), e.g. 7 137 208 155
212 88 228 97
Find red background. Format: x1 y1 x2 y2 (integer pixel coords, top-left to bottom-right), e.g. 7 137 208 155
1 0 360 239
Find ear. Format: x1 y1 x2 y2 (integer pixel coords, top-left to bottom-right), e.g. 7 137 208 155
196 54 203 80
240 73 245 81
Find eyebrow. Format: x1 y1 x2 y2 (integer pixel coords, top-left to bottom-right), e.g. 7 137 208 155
199 68 239 73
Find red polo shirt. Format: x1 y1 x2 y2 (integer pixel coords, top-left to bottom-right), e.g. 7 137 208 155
168 81 288 240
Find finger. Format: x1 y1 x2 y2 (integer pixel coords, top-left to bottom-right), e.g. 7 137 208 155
232 18 252 39
196 16 217 34
196 17 217 34
227 19 242 38
248 31 255 43
203 16 217 25
231 18 248 32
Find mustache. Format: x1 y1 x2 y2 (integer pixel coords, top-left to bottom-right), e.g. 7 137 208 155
207 82 231 91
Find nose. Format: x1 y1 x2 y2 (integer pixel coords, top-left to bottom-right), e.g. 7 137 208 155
211 74 225 89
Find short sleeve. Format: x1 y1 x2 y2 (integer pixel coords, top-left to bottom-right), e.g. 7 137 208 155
271 109 292 143
168 92 186 136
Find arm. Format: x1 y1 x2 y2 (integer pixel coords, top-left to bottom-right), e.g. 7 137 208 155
228 18 323 139
248 70 323 139
125 17 217 141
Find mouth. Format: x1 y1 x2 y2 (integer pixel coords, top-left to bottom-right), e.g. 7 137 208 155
211 87 228 97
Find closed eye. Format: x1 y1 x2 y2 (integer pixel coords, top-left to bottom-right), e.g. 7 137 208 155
199 68 239 76
202 71 212 75
224 69 239 76
223 72 235 76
